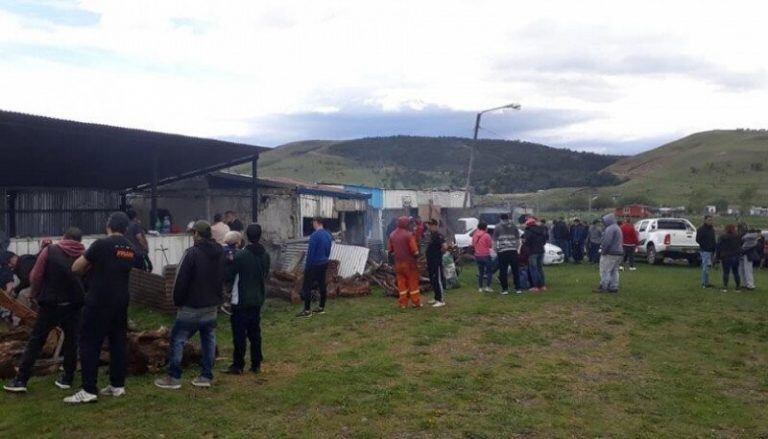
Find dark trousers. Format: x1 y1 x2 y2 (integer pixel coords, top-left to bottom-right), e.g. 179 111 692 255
622 245 636 267
79 305 128 395
588 243 601 263
497 251 520 292
230 306 262 371
302 263 328 311
427 256 445 302
572 241 585 262
722 256 741 288
555 239 571 261
17 304 81 383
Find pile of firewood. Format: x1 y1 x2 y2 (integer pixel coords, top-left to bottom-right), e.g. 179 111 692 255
0 291 205 379
267 258 371 304
363 258 432 297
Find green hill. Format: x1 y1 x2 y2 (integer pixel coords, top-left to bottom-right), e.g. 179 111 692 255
500 130 768 211
256 136 622 193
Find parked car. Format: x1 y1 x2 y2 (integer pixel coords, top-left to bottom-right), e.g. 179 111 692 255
454 218 565 265
635 218 700 265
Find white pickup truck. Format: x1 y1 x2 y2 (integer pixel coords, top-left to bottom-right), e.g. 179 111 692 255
635 218 700 265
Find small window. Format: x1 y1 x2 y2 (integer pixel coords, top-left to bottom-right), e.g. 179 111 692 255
656 220 687 230
638 221 649 232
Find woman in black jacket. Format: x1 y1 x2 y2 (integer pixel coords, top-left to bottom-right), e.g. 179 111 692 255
716 224 741 292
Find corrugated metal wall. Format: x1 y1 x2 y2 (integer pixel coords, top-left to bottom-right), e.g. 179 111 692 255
299 194 336 218
6 188 121 237
8 234 193 275
382 189 468 209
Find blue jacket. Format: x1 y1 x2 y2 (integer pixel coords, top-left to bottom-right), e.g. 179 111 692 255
306 229 332 269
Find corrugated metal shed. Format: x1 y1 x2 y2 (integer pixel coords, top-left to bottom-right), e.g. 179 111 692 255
300 194 336 218
277 238 310 272
9 188 121 237
343 185 384 209
329 244 370 278
382 190 417 209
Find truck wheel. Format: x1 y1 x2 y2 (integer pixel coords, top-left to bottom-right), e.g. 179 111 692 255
647 244 662 265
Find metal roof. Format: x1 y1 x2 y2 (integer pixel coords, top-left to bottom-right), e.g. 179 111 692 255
0 110 268 191
208 172 371 200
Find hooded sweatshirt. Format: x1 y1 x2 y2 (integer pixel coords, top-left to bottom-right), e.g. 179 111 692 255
227 242 271 309
742 232 760 261
29 239 86 304
493 219 520 254
388 217 419 264
173 238 225 308
601 214 624 256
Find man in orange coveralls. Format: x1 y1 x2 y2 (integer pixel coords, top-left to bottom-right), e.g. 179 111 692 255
388 216 421 308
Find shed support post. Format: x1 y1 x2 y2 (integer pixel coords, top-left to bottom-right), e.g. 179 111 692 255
150 148 159 230
251 155 259 223
7 191 16 238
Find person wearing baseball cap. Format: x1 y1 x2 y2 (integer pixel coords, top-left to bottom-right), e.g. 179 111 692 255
155 219 225 390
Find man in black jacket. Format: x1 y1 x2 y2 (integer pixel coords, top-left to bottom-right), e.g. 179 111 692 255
155 220 225 390
695 215 717 288
4 228 85 393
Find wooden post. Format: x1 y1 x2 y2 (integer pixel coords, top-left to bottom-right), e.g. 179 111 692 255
251 155 259 223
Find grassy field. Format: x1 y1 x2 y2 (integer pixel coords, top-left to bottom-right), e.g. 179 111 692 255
2 263 768 438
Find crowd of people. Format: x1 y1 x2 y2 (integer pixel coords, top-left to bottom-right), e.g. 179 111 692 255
1 210 271 403
0 208 765 404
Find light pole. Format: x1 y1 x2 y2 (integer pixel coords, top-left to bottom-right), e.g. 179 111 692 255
462 103 521 209
536 189 544 215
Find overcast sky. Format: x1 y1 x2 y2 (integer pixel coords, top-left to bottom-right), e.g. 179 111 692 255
1 1 766 154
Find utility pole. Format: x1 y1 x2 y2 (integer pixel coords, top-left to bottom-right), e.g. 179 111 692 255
462 103 521 209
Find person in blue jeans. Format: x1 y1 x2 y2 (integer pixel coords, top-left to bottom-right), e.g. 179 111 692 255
155 220 225 390
695 215 717 288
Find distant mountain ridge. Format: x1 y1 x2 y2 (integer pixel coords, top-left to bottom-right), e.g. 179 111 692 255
257 135 623 193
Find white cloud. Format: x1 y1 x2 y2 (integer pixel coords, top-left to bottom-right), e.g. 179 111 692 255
0 0 767 151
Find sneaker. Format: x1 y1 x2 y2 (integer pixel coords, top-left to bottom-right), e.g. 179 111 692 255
312 307 325 315
55 374 73 390
619 266 625 271
608 289 619 294
3 378 28 393
500 290 509 295
154 376 182 390
541 286 548 291
191 376 212 388
629 267 637 271
721 289 728 293
515 290 523 295
484 287 494 293
100 385 125 397
295 310 312 319
592 287 607 294
432 301 446 308
222 365 243 375
477 288 484 293
412 303 423 308
63 389 97 404
529 287 540 293
427 299 437 304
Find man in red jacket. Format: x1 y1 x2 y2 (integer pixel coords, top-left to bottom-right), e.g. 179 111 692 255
388 217 421 309
620 217 639 271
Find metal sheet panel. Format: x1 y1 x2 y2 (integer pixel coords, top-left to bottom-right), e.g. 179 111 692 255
10 188 120 237
300 194 335 218
329 243 370 278
277 238 310 272
343 185 384 209
8 234 193 276
382 190 417 209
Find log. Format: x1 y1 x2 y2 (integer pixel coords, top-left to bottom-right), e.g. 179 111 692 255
0 291 37 327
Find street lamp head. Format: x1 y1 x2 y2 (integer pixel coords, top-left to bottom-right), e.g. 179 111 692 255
504 103 521 110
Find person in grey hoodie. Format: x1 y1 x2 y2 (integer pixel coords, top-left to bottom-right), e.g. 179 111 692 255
595 214 624 293
587 220 603 264
739 229 760 290
493 214 521 295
